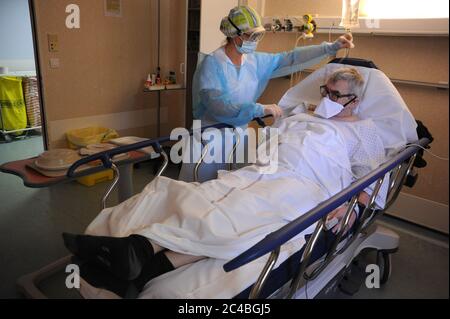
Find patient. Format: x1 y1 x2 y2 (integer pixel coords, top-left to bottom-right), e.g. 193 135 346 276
63 68 388 298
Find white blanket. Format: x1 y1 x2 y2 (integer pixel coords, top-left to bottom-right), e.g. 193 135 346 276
86 115 356 260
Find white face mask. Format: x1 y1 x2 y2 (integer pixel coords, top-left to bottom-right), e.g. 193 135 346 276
314 97 344 119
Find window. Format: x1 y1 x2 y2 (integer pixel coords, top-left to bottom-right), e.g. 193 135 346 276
360 0 449 19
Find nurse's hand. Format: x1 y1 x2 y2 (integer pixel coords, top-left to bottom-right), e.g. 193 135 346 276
335 33 355 50
263 104 283 120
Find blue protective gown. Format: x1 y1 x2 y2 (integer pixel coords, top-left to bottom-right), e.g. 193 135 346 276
193 41 341 126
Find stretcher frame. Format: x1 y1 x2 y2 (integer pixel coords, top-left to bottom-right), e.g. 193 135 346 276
15 112 430 298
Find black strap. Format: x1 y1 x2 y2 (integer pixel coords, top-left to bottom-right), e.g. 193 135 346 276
328 57 378 69
228 17 243 36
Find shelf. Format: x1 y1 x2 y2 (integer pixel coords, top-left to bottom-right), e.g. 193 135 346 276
143 87 186 93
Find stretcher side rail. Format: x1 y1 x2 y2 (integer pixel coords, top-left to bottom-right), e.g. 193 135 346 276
66 117 272 179
302 176 388 284
223 138 431 275
287 151 418 298
233 140 428 299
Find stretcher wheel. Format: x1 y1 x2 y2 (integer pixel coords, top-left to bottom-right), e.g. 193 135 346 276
1 134 13 143
377 251 392 285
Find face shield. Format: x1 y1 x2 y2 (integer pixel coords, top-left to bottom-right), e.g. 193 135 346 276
228 17 266 43
244 28 266 42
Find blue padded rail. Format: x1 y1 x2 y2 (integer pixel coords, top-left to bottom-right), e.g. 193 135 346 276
67 116 273 178
223 138 430 272
67 122 238 178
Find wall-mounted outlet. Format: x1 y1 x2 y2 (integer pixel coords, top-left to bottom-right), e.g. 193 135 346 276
50 58 60 69
48 34 59 52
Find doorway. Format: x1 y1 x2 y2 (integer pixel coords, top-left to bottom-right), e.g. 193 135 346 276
0 0 46 165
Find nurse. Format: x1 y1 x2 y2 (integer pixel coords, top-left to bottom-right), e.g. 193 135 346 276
179 5 354 182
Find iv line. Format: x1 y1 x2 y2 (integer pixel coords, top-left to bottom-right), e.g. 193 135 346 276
406 144 449 161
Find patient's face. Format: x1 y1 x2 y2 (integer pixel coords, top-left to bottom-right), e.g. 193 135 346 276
326 80 351 103
327 80 359 118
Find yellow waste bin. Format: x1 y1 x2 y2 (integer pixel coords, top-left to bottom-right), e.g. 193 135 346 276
77 169 114 187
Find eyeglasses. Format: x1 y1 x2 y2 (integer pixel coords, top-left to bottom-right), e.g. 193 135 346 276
320 85 357 106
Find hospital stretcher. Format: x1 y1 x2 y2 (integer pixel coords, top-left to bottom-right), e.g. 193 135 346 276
16 126 430 299
15 59 431 299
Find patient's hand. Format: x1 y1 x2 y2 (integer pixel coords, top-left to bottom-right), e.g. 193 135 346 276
327 205 357 234
328 192 370 234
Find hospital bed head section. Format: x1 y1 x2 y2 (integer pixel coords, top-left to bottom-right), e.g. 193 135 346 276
278 58 419 155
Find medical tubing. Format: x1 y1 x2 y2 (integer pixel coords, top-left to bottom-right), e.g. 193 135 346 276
223 138 430 272
290 34 306 88
329 22 335 43
67 116 272 178
407 144 449 161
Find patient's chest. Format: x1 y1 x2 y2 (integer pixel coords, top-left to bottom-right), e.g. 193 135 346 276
333 120 387 177
333 122 360 159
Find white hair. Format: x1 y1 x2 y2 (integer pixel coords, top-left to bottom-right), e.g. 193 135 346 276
327 67 365 97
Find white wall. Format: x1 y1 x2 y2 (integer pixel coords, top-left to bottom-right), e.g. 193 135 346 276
200 0 239 54
0 0 35 72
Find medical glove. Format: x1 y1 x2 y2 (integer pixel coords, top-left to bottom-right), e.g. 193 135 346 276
335 33 355 50
263 104 283 120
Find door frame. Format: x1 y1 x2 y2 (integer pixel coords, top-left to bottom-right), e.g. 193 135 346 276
27 0 49 150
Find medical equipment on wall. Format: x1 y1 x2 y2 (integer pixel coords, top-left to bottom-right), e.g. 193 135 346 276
263 15 317 35
260 13 319 89
299 14 317 38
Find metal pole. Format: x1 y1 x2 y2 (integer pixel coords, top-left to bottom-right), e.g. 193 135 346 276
157 0 161 137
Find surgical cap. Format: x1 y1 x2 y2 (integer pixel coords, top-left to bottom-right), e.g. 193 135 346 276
220 6 265 38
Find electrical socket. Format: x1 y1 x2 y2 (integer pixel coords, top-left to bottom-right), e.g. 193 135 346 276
48 34 59 53
50 58 60 69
